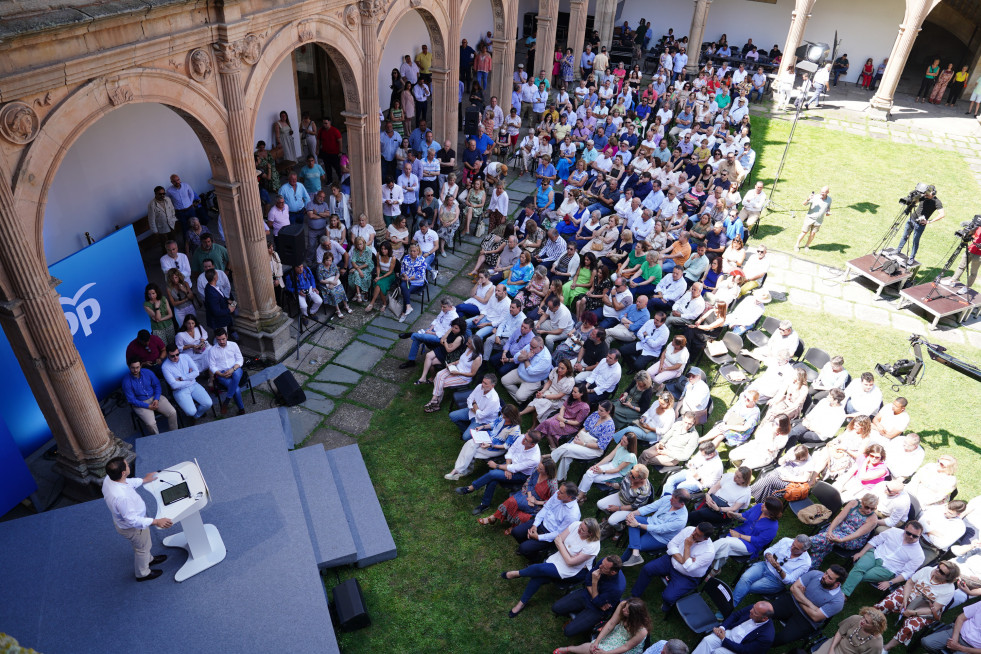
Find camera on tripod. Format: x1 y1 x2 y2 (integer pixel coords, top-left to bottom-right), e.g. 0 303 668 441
873 334 925 386
898 182 932 206
955 215 981 241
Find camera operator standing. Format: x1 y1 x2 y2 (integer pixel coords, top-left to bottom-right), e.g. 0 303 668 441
895 184 944 261
943 219 981 289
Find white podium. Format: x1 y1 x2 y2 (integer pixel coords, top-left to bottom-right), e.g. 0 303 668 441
144 459 226 582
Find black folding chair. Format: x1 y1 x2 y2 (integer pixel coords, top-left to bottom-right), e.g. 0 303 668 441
790 481 842 533
745 316 780 349
675 578 735 634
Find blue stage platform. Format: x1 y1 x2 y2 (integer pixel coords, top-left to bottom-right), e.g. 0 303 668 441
0 410 343 654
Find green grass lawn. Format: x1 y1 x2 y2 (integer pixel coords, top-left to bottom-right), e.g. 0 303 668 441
746 115 981 278
329 117 981 653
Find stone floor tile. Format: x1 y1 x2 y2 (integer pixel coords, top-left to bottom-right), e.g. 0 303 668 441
305 428 358 451
309 324 356 350
325 403 375 435
783 271 813 291
358 334 397 349
822 297 855 319
307 382 349 397
301 391 336 416
370 356 422 383
364 325 399 341
284 343 333 376
315 365 363 385
890 312 928 335
285 406 324 445
347 376 401 409
787 289 823 310
332 342 386 371
854 305 891 327
929 328 965 344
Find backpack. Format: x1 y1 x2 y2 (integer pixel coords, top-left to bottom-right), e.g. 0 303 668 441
778 481 811 502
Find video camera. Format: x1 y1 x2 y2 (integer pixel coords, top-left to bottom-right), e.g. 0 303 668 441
955 215 981 241
898 182 933 206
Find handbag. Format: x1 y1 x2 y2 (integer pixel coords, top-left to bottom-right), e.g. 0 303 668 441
387 283 404 318
778 481 812 502
797 504 832 525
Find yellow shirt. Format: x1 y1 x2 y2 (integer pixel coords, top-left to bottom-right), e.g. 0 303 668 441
955 71 969 83
415 52 432 74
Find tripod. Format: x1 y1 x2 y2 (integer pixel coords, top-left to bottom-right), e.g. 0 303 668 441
869 202 916 273
287 267 334 364
752 80 807 237
923 237 970 304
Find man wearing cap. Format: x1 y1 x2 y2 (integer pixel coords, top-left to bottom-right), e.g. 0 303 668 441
513 63 528 85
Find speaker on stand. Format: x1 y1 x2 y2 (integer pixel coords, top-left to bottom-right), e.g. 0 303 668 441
463 105 481 139
330 578 371 632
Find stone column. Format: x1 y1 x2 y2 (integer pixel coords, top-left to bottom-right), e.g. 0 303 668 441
777 0 819 79
594 0 616 50
568 0 588 79
533 0 558 80
430 66 451 146
445 1 461 147
358 1 385 228
685 0 713 75
213 40 290 360
493 36 518 115
0 174 130 496
869 0 942 119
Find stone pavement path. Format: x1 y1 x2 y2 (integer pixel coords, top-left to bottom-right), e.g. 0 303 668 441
761 249 981 349
257 236 483 448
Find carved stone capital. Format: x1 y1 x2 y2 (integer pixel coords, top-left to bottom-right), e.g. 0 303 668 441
358 0 386 19
0 101 40 144
213 42 242 74
105 81 134 106
240 34 262 66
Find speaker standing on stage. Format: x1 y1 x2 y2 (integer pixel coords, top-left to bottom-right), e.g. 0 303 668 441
102 457 173 582
896 185 945 262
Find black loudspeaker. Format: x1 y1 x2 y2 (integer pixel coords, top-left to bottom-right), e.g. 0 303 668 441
277 223 306 268
331 578 370 631
463 106 480 136
273 370 306 406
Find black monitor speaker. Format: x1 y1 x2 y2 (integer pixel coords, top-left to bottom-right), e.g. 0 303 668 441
331 578 370 632
277 223 306 268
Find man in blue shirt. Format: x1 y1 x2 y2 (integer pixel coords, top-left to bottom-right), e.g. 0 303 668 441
551 555 626 637
123 357 178 435
299 156 326 195
459 38 476 87
461 138 483 184
408 120 432 157
501 336 553 403
770 565 848 646
166 174 209 231
279 172 311 223
592 126 609 152
621 489 690 561
380 121 401 181
491 317 534 374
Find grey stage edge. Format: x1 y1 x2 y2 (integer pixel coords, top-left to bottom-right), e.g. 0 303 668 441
326 445 398 567
290 444 358 568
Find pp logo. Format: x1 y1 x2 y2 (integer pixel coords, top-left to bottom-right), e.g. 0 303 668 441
61 282 102 337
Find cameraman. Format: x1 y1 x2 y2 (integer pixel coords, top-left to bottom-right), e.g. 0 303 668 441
896 185 945 261
944 221 981 289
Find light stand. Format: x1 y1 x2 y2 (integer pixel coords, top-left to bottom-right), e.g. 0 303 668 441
287 267 334 366
753 42 830 237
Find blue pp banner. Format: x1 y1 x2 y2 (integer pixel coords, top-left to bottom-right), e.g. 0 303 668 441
0 226 149 456
0 414 37 515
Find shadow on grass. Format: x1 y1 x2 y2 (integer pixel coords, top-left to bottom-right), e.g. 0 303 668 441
752 223 785 241
918 429 981 456
848 202 880 214
809 242 848 254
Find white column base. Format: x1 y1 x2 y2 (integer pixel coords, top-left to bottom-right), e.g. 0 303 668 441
866 102 892 121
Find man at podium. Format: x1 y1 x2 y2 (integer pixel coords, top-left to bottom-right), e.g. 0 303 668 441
103 457 173 581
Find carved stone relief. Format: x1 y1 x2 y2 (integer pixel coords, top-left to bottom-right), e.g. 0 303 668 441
187 48 214 82
0 102 40 145
240 34 262 65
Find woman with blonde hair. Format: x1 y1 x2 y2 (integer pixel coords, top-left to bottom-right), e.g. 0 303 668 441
521 358 576 426
907 455 958 507
815 607 886 654
347 236 373 303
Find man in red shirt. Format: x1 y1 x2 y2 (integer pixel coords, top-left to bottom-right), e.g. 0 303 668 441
317 117 343 184
944 223 981 289
125 329 167 376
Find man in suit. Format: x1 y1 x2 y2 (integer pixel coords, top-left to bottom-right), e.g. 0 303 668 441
203 268 235 336
691 601 775 654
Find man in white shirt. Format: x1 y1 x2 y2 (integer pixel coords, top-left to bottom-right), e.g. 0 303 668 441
884 432 925 479
194 260 230 302
810 355 849 403
729 97 750 125
583 350 623 404
630 523 715 608
875 480 913 528
599 277 634 329
739 180 767 228
746 319 799 364
513 480 582 558
449 373 501 437
102 457 173 581
536 296 575 350
692 601 775 654
663 442 724 496
400 297 458 366
731 535 813 605
487 183 509 229
845 372 884 418
413 220 439 267
870 397 910 440
161 343 213 424
456 430 542 514
747 349 795 403
208 327 246 415
159 240 191 279
842 523 925 597
675 367 711 419
665 283 705 329
648 267 687 313
732 64 749 86
786 388 847 448
622 311 669 373
470 283 512 340
381 177 404 226
921 501 968 550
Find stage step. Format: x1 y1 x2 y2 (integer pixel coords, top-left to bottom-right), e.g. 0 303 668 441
290 444 358 569
325 445 397 567
249 362 288 388
277 406 295 449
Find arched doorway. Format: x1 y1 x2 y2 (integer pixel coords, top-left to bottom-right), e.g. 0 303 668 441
12 69 234 267
899 0 980 94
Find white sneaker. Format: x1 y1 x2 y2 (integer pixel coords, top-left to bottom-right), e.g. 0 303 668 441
399 305 414 323
444 471 462 481
939 277 956 286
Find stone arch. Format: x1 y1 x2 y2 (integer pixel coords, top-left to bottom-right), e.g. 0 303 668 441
243 16 365 133
10 68 233 264
377 2 450 65
459 0 507 37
